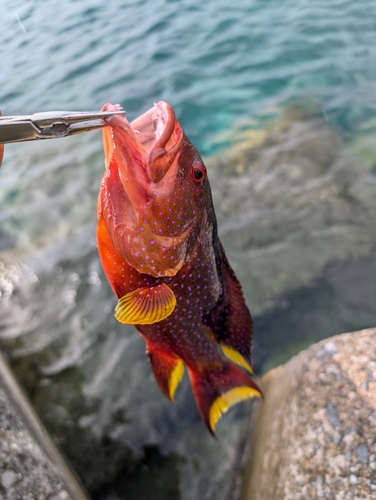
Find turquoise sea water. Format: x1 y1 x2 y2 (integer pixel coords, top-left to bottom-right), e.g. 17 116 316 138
1 1 376 499
2 0 376 154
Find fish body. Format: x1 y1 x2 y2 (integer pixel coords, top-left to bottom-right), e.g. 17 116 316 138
97 102 261 434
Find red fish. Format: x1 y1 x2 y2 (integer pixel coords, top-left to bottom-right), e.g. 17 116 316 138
97 101 261 434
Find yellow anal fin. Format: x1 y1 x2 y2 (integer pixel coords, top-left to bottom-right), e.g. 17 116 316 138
147 345 185 401
220 346 254 375
168 360 185 400
209 387 261 434
115 283 176 325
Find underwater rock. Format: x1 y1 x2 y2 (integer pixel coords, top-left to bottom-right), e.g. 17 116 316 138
208 114 376 316
207 112 376 368
242 328 376 500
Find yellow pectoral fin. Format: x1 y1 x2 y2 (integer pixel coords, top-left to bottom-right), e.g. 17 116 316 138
115 283 176 325
209 387 261 434
220 346 254 374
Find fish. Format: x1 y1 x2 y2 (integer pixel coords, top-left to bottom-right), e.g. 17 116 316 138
97 101 262 434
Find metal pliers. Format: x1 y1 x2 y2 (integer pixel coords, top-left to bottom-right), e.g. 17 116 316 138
0 109 125 144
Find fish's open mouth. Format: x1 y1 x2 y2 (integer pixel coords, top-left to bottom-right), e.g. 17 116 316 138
131 102 175 153
101 101 183 184
101 102 177 154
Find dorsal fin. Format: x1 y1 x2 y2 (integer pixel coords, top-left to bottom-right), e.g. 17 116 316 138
220 346 253 375
203 242 253 370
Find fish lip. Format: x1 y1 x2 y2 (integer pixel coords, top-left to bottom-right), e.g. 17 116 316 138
131 102 175 155
102 101 174 151
102 102 182 184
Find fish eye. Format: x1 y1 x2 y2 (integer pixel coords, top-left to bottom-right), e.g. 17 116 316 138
192 164 206 183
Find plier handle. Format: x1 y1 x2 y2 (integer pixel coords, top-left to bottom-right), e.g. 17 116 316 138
0 109 125 144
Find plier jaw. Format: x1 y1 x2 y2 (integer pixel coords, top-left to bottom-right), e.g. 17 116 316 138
0 109 125 144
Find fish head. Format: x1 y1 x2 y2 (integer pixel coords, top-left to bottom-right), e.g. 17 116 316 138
99 101 213 278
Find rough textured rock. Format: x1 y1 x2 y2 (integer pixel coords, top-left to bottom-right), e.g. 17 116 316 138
242 328 376 500
0 384 71 500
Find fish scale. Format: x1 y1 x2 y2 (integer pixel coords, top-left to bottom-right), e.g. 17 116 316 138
97 101 262 434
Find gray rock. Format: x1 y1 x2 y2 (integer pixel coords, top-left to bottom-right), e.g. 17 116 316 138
207 112 376 371
0 348 90 500
1 471 17 489
207 115 376 318
357 445 369 465
242 328 376 500
0 384 71 500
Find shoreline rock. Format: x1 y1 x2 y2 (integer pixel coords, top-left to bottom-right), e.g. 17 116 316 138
241 328 376 500
0 349 88 500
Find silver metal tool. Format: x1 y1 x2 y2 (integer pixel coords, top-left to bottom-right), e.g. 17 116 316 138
0 109 125 144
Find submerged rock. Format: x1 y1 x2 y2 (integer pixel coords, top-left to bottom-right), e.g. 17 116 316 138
208 113 376 316
207 112 376 369
242 328 376 500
